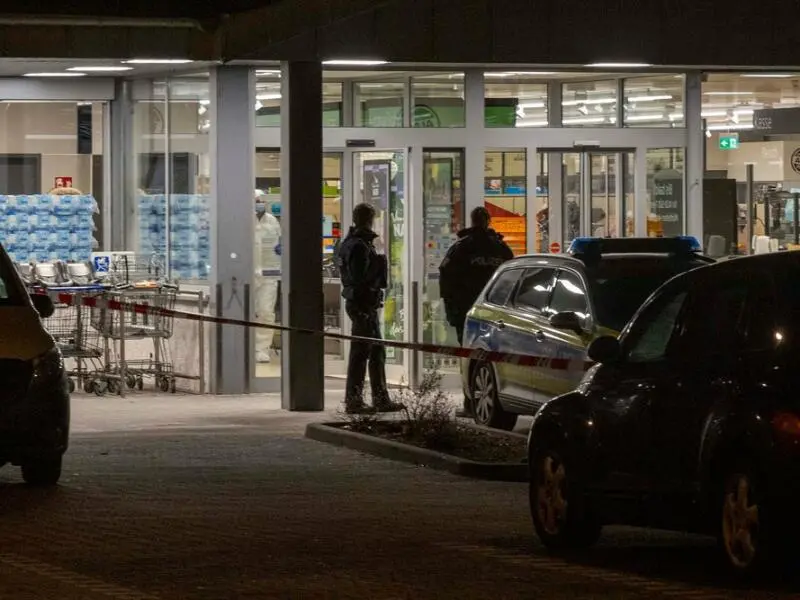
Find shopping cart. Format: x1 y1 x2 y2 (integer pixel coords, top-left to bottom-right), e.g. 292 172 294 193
91 283 179 394
36 284 108 394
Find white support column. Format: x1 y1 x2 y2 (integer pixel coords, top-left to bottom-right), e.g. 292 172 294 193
685 72 704 239
526 146 538 252
280 61 324 411
548 153 564 252
634 147 649 237
465 69 485 215
209 66 255 395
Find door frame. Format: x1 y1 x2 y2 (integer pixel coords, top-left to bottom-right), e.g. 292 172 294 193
537 147 636 249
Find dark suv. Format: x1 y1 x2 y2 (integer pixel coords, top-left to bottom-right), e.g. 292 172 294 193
0 247 68 485
527 250 800 574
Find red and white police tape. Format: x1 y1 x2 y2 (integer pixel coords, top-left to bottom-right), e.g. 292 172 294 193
50 291 591 373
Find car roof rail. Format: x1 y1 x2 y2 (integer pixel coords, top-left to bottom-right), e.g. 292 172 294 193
567 236 703 261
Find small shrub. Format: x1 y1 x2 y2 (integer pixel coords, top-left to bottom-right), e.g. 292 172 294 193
393 369 460 450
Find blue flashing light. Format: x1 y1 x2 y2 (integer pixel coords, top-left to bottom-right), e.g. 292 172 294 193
567 236 703 257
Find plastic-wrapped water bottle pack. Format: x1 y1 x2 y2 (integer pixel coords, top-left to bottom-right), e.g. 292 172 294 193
0 194 99 263
137 194 210 280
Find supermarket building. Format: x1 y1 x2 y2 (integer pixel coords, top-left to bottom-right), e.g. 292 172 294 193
1 1 799 407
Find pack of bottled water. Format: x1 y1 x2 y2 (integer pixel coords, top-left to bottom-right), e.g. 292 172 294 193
0 194 98 263
137 194 210 281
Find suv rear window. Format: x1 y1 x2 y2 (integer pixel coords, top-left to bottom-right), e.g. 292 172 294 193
586 255 709 332
0 248 25 306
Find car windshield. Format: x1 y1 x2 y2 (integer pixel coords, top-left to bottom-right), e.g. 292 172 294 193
587 255 708 332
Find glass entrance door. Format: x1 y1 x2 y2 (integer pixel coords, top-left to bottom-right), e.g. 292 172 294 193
349 150 408 384
539 150 634 251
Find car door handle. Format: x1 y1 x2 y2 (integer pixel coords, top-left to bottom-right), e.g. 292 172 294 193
534 330 546 342
496 320 506 330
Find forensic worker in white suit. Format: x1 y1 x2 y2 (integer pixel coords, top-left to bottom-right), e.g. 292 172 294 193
254 197 281 363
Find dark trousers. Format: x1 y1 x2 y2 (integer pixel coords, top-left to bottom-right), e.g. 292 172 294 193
345 301 388 405
455 320 465 346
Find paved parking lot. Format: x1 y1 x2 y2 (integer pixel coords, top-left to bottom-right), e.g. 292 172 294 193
0 391 796 599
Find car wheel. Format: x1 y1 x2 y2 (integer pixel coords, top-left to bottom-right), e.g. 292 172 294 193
718 465 770 575
470 362 517 431
530 442 601 550
21 455 63 486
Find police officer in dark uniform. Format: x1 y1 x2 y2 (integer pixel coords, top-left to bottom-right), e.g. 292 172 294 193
337 203 403 413
440 206 514 415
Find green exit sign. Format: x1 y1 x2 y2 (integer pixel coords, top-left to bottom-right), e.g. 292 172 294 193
719 134 740 150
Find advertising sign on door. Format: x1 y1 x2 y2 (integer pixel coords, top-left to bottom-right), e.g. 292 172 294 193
363 160 391 210
54 176 73 189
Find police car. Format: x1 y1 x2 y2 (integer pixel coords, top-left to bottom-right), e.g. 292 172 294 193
461 237 714 430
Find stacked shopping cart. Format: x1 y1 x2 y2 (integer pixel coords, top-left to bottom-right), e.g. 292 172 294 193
20 253 180 396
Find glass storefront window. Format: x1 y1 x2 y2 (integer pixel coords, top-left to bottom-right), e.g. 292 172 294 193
485 81 548 128
0 100 106 264
624 75 685 127
702 72 800 133
411 73 465 128
355 81 405 127
130 77 211 282
647 148 685 237
252 150 344 378
702 73 800 253
562 79 617 127
484 150 527 255
255 77 343 127
422 149 464 370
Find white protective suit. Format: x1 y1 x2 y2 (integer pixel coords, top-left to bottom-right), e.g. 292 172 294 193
254 207 281 362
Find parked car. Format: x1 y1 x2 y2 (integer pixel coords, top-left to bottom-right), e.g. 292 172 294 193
461 237 713 430
527 250 800 575
0 246 68 485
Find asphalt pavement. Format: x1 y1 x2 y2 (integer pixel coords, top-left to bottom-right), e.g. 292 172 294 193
0 391 796 599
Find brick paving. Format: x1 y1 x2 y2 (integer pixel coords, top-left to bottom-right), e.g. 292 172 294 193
0 391 793 599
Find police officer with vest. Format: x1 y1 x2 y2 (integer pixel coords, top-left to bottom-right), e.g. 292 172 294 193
338 203 403 414
440 206 514 415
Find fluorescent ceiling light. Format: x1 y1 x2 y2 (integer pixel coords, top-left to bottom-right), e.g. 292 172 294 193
586 62 652 68
517 120 548 128
518 101 546 109
322 60 388 66
563 116 609 124
701 110 728 118
256 93 281 101
740 73 794 78
706 123 753 131
562 97 617 106
256 70 280 76
67 66 133 72
704 91 754 96
485 71 555 77
626 114 665 122
23 72 85 77
627 94 673 102
123 59 193 64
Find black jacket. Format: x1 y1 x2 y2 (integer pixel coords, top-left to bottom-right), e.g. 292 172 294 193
337 226 387 309
439 227 514 325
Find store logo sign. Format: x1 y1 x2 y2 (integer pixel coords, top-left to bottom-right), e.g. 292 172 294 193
792 148 800 174
413 105 440 128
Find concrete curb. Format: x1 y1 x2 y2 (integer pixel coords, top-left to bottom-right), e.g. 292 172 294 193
305 422 528 482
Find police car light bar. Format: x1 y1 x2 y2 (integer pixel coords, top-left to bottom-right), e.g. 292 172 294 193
567 236 702 257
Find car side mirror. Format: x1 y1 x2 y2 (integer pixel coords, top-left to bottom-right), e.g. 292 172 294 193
549 311 584 334
587 335 621 364
31 293 54 319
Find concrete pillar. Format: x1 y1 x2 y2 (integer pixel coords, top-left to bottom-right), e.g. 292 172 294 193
280 61 324 411
685 72 704 240
209 66 255 394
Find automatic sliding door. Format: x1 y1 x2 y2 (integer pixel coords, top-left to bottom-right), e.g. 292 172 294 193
352 150 407 382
